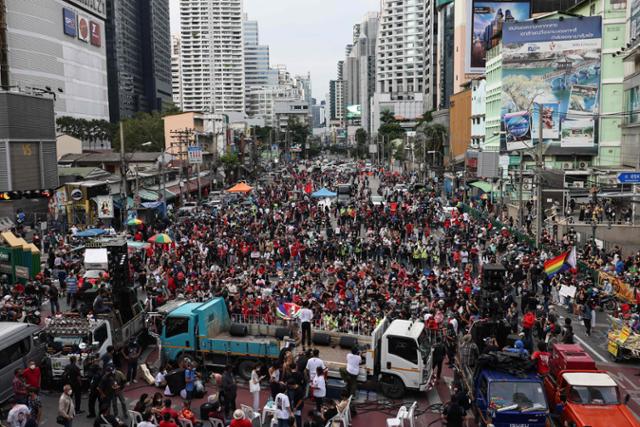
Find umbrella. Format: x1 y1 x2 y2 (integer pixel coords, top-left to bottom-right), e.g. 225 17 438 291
127 218 143 226
311 188 337 198
148 233 172 244
227 182 253 193
75 228 107 238
276 303 301 320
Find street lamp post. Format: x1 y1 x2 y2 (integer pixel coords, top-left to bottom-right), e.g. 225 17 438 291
590 219 597 252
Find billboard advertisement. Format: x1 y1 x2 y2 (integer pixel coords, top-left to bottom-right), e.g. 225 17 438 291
78 15 90 42
63 8 77 37
188 146 203 164
96 195 113 218
468 0 530 72
90 21 101 47
346 105 362 119
501 16 602 151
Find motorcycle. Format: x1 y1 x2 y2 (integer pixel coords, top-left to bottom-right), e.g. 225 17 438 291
22 296 41 325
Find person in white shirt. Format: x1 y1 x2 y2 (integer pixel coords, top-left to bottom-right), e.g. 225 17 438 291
340 346 363 397
275 390 293 426
311 366 326 413
137 411 157 427
305 349 326 382
298 303 314 349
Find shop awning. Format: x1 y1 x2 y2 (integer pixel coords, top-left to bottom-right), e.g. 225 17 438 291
1 231 21 247
138 189 161 201
469 181 494 192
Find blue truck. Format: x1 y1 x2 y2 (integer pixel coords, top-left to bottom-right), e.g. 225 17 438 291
154 298 434 398
467 368 550 427
157 298 280 379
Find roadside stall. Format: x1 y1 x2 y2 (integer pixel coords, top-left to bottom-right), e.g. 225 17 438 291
608 315 640 362
0 231 40 283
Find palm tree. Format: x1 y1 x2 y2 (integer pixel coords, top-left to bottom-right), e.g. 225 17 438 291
380 110 395 125
422 123 448 166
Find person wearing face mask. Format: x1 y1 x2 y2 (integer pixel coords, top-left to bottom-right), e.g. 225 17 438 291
22 361 41 392
58 384 76 427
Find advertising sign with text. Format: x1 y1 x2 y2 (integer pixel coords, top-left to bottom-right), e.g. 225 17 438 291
501 17 602 151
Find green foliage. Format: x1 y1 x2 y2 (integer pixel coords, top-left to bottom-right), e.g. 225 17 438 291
56 117 115 142
378 111 405 144
254 126 273 145
113 111 166 152
380 110 395 125
355 128 368 159
394 141 406 162
220 152 240 166
420 123 448 165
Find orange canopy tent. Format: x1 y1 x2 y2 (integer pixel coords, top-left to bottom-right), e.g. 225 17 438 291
226 182 253 193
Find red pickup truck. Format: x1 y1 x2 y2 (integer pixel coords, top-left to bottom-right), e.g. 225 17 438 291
543 343 639 427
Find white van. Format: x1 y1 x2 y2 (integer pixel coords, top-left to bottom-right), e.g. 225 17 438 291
0 323 45 402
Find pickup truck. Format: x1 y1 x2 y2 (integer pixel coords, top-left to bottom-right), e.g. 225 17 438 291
543 343 639 427
156 298 434 398
464 359 549 427
43 305 146 380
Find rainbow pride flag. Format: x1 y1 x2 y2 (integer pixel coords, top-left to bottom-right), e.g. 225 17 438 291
544 249 575 278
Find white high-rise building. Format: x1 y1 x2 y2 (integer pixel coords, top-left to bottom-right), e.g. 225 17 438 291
371 0 433 134
171 35 184 110
343 12 379 132
179 0 245 113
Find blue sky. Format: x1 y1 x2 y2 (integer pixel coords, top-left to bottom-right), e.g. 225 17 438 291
169 0 380 100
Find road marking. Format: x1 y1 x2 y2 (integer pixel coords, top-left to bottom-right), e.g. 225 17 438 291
574 333 608 362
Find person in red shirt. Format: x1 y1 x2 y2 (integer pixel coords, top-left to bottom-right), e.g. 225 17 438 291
159 412 178 427
160 399 179 421
230 409 252 427
22 360 41 391
531 341 551 375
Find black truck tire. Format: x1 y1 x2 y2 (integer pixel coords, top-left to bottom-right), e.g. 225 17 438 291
380 374 405 399
237 359 255 381
229 323 248 337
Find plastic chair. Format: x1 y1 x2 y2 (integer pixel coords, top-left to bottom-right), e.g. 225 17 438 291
386 405 408 427
128 410 143 427
208 418 224 427
241 404 260 423
405 402 417 427
335 395 353 426
177 418 193 427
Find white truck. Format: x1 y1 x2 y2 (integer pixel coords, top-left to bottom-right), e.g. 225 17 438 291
43 307 146 380
230 313 434 399
321 318 435 399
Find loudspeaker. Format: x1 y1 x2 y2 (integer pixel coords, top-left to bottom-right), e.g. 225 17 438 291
199 402 217 420
165 368 186 395
229 323 248 337
275 327 290 340
339 336 358 350
313 333 331 346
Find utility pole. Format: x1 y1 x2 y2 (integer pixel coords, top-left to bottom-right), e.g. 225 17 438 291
535 102 544 248
518 151 524 227
119 121 127 227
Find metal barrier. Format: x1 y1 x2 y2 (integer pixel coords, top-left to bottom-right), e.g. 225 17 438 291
230 313 368 336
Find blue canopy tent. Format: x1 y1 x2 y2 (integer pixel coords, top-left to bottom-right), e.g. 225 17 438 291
76 228 107 238
311 188 337 198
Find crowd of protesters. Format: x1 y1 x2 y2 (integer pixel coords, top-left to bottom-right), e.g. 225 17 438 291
2 159 639 427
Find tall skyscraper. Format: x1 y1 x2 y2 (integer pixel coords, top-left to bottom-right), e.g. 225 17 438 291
179 0 245 113
343 12 379 132
105 0 172 122
243 17 271 88
171 35 184 110
371 0 433 134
